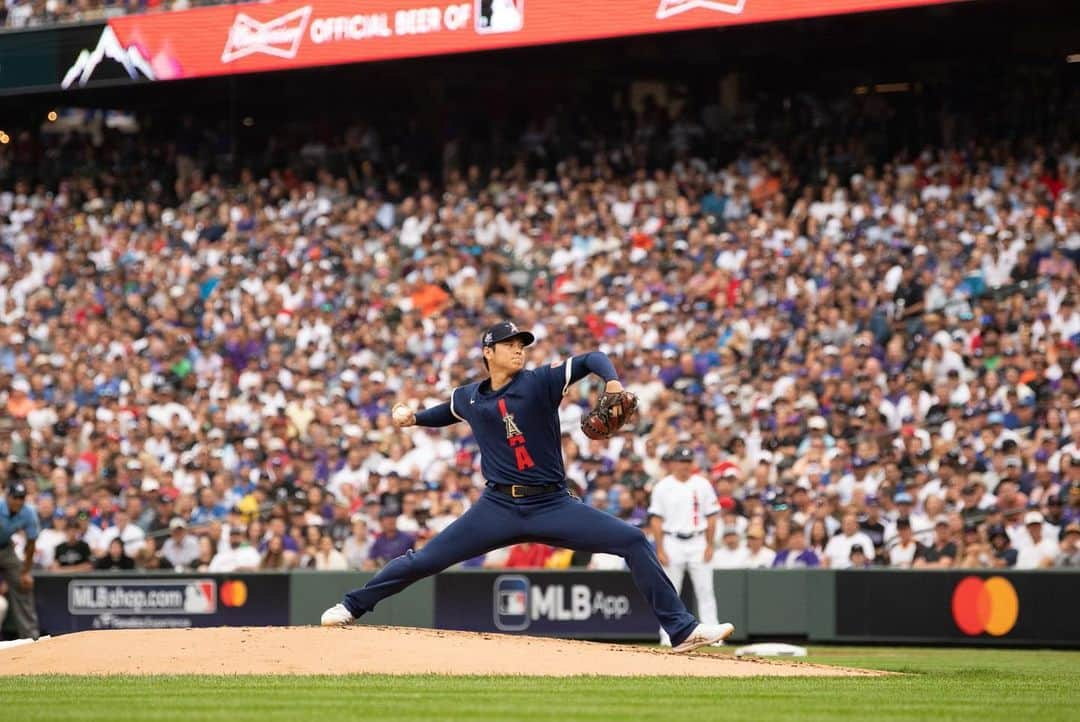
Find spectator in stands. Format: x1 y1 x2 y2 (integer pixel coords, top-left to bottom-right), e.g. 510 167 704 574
712 528 748 569
958 523 991 568
259 535 296 570
133 537 174 571
94 538 135 571
888 518 921 568
504 543 555 569
743 526 776 568
161 517 200 571
849 544 872 569
367 511 415 569
1016 511 1059 569
806 519 830 562
192 537 217 572
1054 522 1080 567
209 526 260 572
101 510 146 559
1064 482 1080 526
343 519 372 570
772 523 819 568
313 534 348 570
989 525 1019 568
824 512 876 569
914 519 957 569
50 518 93 572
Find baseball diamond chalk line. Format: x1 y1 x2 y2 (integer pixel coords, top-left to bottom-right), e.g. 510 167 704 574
0 627 883 677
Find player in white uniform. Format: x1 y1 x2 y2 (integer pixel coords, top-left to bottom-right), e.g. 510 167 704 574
649 445 721 646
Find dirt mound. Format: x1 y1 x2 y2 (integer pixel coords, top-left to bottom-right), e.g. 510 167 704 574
0 627 882 677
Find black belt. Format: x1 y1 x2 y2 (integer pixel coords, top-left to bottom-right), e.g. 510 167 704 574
488 482 565 498
665 531 705 540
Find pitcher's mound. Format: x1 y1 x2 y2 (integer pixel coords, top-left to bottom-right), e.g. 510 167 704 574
0 626 882 677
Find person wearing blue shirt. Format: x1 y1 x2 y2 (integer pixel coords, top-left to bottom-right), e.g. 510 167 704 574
0 481 40 639
321 321 734 653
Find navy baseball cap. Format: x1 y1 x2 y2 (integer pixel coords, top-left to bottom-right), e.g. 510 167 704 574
664 445 694 462
482 321 535 348
7 481 27 498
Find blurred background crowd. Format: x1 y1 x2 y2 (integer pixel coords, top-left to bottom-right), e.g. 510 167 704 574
0 0 227 29
1 2 1079 586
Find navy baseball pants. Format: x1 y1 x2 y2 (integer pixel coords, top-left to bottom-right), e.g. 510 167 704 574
342 486 700 646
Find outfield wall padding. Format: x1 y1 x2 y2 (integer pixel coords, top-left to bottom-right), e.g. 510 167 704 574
26 569 1080 647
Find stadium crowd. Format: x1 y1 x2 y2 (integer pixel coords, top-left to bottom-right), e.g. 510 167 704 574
1 85 1080 592
0 0 228 29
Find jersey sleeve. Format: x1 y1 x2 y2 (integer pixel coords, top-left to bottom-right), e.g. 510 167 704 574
537 353 618 406
447 387 470 423
415 387 468 428
536 357 579 406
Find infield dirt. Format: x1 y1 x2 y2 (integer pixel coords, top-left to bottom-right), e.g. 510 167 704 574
0 626 883 677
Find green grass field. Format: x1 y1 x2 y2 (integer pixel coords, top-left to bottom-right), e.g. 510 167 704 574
1 646 1077 722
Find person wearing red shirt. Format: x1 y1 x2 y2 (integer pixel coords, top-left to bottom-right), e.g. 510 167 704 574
504 542 555 568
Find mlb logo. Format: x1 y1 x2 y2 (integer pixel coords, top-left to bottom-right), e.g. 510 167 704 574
501 590 527 615
475 0 524 34
183 581 217 614
493 575 530 631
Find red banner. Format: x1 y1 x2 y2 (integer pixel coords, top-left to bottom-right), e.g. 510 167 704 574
62 0 966 85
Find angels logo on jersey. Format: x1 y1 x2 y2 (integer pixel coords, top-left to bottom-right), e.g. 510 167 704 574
656 0 746 20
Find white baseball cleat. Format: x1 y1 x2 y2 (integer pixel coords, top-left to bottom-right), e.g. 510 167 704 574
672 622 735 654
320 603 356 626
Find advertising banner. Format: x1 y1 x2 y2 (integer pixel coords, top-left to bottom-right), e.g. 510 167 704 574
35 573 290 633
51 0 967 88
834 571 1080 647
434 571 658 638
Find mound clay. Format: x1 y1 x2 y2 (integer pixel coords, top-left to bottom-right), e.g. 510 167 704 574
0 626 881 677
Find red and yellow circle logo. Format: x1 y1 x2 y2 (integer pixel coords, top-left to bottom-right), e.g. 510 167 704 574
220 580 248 608
951 576 1018 636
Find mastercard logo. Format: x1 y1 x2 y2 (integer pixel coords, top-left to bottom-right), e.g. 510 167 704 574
951 576 1018 636
220 580 248 608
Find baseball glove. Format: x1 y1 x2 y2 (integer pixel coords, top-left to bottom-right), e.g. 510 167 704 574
581 390 638 440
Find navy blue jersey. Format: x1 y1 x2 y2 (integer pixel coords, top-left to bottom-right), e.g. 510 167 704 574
415 353 616 486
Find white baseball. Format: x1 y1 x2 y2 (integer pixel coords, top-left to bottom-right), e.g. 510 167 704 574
392 404 412 425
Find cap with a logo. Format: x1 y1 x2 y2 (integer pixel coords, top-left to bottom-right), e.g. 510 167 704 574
168 517 187 531
6 481 27 498
481 321 535 348
665 445 694 462
1024 511 1045 526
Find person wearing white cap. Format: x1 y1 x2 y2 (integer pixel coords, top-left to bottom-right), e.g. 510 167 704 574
1015 511 1059 569
161 517 200 571
796 415 835 456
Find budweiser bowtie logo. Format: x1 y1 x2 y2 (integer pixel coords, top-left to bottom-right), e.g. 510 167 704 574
656 0 746 20
221 6 313 63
